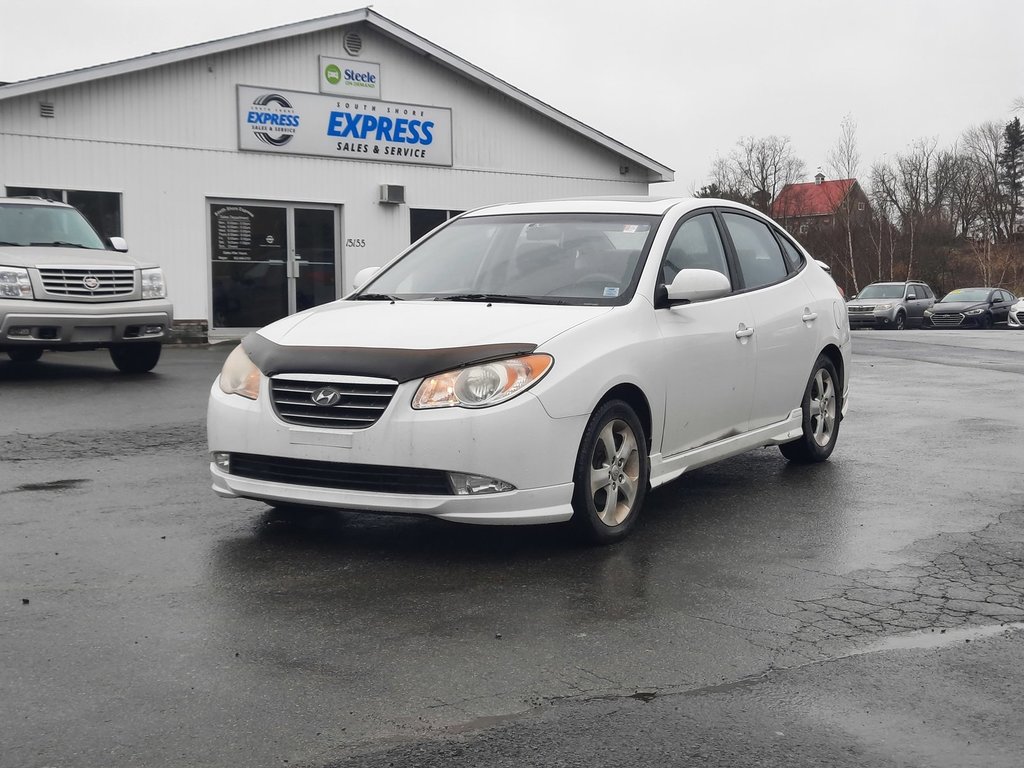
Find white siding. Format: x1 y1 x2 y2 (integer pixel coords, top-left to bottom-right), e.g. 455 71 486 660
0 22 654 324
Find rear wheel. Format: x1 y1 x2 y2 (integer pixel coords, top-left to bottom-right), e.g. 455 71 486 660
570 400 649 544
7 348 43 363
109 342 162 373
780 355 840 463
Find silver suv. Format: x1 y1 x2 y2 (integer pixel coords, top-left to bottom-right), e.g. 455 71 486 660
0 197 173 372
846 280 935 330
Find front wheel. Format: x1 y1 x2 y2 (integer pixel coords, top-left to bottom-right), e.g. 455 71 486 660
977 313 992 329
780 355 841 463
893 311 906 330
7 348 43 363
570 400 649 544
109 342 162 373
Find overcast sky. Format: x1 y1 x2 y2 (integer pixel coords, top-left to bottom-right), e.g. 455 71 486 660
2 0 1022 194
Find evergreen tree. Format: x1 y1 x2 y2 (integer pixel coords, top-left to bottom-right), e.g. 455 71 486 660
997 117 1024 237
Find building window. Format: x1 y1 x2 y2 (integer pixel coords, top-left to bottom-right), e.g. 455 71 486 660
799 223 808 234
5 186 122 241
410 208 465 244
857 202 866 211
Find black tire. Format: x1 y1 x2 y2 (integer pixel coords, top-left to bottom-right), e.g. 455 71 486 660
780 354 841 464
7 348 43 363
570 400 649 544
893 311 906 330
109 342 162 373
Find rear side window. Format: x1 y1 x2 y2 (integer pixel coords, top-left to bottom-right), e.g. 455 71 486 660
721 212 788 289
777 234 805 271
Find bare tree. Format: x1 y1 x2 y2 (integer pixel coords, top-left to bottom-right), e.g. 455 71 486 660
824 114 861 291
961 122 1008 240
727 136 806 214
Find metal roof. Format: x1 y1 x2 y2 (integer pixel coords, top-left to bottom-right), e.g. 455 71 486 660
0 7 673 182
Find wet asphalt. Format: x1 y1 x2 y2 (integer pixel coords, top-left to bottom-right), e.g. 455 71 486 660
1 329 1022 768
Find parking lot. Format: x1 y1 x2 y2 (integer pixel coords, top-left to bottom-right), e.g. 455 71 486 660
2 329 1023 767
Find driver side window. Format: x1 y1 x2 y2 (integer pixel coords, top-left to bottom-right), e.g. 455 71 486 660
662 213 731 286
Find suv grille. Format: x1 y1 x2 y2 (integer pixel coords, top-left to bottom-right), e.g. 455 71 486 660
848 305 874 313
230 453 452 495
270 376 397 429
39 267 135 298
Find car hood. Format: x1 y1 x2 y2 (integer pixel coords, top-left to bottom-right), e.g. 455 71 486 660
246 300 614 381
0 245 145 268
847 297 899 307
931 301 985 313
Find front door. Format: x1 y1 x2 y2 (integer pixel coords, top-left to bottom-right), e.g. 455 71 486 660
210 201 339 330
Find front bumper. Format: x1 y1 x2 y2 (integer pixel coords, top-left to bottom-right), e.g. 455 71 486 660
207 379 586 525
1 298 174 347
847 308 897 328
923 313 984 328
1008 309 1023 328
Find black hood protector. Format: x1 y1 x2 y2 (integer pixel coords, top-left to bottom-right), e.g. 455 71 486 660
242 332 538 383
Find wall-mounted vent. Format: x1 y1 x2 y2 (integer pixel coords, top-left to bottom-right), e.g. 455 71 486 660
379 184 405 205
39 102 55 118
344 31 363 56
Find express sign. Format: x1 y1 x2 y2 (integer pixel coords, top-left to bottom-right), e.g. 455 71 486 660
237 86 453 167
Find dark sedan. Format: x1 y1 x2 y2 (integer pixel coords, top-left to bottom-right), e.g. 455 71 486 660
923 287 1017 329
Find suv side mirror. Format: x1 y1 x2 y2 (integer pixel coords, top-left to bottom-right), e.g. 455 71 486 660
109 236 129 252
906 292 917 300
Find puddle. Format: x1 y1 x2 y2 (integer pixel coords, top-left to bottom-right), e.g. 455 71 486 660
15 478 90 492
854 623 1024 654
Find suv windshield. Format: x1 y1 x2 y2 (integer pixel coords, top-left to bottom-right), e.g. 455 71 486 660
357 213 658 305
0 202 106 249
857 284 906 300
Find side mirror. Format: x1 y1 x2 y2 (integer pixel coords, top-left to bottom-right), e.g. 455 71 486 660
352 266 380 290
665 268 731 304
109 236 128 252
906 293 917 300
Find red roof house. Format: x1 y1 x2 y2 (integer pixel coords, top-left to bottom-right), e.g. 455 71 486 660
771 173 869 231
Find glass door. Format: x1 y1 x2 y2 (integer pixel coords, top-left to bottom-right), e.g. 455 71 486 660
210 201 339 330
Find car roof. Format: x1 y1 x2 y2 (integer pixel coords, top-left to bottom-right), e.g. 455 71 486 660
461 196 763 218
0 196 71 208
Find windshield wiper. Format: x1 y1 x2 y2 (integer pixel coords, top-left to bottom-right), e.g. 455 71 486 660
353 293 403 302
433 293 559 305
29 241 89 248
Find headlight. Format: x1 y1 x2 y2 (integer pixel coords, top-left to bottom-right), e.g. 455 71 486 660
924 309 933 316
0 266 33 299
218 345 261 400
965 308 984 315
141 267 166 299
874 303 893 311
412 354 553 409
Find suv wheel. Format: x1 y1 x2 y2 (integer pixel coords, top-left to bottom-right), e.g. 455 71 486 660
894 311 906 330
109 342 162 373
7 348 43 363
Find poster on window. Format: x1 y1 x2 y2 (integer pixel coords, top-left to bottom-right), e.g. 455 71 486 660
237 85 452 167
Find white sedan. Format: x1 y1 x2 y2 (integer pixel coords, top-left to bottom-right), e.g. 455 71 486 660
208 197 851 543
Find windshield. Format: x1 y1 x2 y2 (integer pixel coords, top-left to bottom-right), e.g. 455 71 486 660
857 284 905 300
0 203 106 249
940 288 990 303
357 213 659 304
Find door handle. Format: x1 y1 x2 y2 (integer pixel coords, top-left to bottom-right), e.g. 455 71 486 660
735 324 754 339
802 310 818 322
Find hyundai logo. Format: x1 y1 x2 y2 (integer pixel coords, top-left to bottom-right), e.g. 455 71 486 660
311 387 342 407
83 275 100 290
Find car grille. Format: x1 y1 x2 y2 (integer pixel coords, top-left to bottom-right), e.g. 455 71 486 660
930 313 964 327
848 305 874 313
229 453 452 495
38 267 136 298
270 376 397 429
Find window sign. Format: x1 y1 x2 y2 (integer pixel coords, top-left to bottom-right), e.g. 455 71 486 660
319 56 381 99
237 85 453 167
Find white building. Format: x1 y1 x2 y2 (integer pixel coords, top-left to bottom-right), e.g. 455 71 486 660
0 8 672 339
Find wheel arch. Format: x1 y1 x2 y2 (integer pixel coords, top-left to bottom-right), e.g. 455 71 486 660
595 383 653 453
819 343 845 415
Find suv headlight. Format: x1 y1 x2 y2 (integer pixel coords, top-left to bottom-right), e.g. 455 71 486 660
218 345 261 400
0 266 33 299
874 303 894 311
141 267 166 299
412 354 553 409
